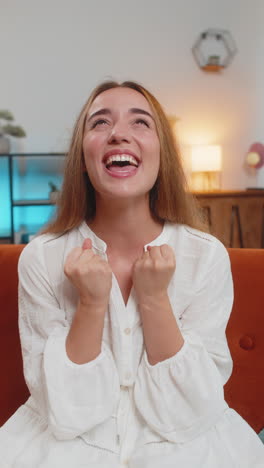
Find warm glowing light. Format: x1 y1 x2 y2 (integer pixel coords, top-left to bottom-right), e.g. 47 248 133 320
191 145 222 172
190 145 222 191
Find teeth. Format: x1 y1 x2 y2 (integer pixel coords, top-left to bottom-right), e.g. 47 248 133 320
105 154 138 167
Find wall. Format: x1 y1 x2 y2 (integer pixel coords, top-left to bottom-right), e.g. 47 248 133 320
0 0 263 189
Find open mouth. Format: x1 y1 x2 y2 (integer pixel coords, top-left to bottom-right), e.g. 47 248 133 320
104 154 139 170
103 154 140 176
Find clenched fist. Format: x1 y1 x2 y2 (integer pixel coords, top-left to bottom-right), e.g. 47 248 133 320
132 244 176 303
64 238 112 308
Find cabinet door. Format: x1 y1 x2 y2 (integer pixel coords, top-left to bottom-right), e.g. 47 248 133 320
238 197 264 248
197 195 264 248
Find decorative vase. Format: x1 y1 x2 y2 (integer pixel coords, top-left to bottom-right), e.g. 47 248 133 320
0 135 10 154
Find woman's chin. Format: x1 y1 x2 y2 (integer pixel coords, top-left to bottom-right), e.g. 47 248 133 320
95 188 150 204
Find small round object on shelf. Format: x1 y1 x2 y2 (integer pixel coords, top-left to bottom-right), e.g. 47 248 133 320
246 142 264 169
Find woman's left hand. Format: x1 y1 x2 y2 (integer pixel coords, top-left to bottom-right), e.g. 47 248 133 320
132 244 176 303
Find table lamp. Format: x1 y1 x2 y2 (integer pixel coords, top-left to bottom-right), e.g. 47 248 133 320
191 145 222 191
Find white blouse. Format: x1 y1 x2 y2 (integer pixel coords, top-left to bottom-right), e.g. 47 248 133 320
1 221 263 468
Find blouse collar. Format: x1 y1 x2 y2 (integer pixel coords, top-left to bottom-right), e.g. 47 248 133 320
78 220 175 254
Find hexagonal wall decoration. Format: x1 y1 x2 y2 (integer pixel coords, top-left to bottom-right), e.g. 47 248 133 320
192 29 237 72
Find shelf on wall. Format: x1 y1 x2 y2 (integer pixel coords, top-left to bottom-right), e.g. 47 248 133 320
201 64 224 72
13 199 56 206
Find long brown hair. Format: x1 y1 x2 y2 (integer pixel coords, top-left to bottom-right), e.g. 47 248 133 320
42 80 206 234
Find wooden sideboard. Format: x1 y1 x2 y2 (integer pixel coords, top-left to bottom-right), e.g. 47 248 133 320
194 190 264 248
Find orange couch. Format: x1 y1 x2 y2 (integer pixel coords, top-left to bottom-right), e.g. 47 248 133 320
0 245 264 438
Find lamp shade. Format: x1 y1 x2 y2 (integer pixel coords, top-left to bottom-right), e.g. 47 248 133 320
191 145 222 172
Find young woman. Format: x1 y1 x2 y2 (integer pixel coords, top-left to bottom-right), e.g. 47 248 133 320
1 81 263 468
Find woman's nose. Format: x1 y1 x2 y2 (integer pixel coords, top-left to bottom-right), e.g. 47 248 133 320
108 123 130 144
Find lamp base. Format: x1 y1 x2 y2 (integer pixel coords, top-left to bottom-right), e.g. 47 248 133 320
191 171 221 192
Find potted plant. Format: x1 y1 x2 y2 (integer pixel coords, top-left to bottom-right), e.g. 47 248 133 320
0 110 26 154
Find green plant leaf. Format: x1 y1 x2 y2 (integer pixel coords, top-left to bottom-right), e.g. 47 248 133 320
2 124 26 137
0 110 14 121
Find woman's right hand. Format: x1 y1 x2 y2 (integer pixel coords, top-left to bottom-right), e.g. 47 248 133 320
64 238 112 308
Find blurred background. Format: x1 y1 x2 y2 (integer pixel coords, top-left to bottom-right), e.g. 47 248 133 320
1 0 263 244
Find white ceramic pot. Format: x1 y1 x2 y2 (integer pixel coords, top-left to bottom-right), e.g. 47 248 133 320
0 135 10 154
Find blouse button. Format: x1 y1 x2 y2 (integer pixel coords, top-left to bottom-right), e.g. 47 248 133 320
124 328 131 335
239 335 255 350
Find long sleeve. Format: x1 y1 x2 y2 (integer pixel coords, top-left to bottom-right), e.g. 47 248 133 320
18 239 120 441
133 240 233 443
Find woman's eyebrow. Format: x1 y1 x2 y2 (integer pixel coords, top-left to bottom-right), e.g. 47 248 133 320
87 107 154 122
87 108 111 122
129 108 154 120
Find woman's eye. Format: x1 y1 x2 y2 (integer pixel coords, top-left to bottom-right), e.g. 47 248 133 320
134 118 150 127
91 119 108 128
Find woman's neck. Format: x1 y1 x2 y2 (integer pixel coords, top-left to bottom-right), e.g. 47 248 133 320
87 196 163 253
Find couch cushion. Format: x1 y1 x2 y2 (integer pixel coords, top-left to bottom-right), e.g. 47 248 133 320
0 244 29 426
224 249 264 434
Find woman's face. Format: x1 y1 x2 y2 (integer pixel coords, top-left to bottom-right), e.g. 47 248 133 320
82 87 160 202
